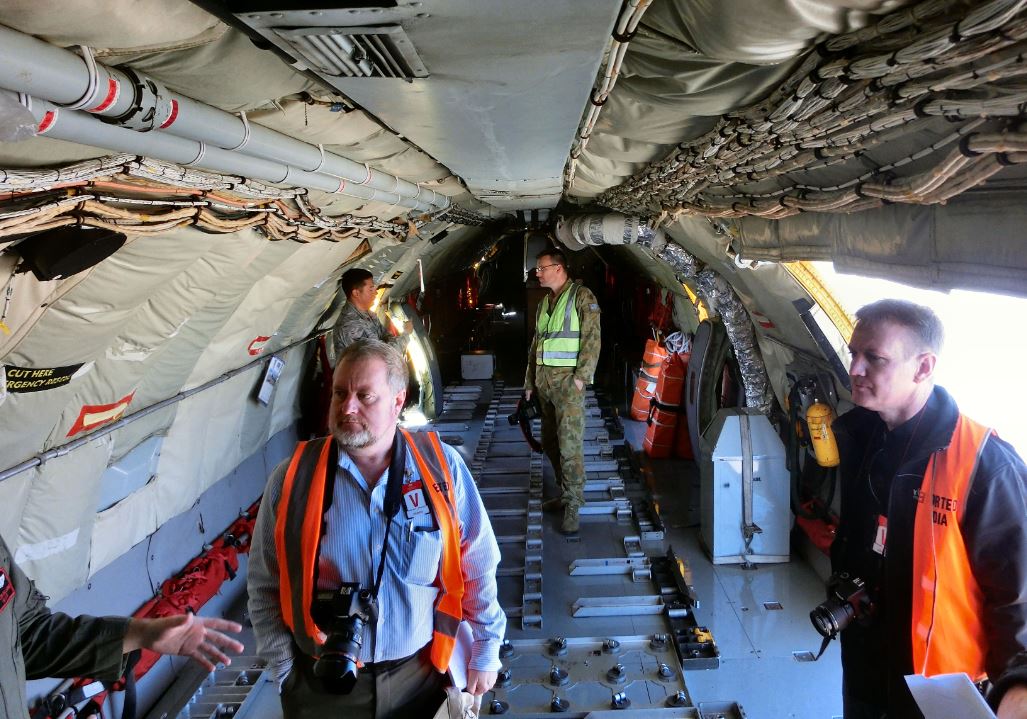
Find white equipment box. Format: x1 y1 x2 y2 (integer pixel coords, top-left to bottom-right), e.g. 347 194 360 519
699 408 792 565
460 352 494 380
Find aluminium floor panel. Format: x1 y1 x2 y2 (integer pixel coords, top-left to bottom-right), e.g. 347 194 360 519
617 423 843 719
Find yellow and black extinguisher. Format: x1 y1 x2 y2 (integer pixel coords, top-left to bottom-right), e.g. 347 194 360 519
805 400 839 467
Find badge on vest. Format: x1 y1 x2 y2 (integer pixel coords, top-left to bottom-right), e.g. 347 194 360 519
0 567 14 613
402 480 431 518
872 515 887 556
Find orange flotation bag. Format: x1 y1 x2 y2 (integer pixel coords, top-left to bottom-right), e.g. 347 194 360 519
630 338 668 420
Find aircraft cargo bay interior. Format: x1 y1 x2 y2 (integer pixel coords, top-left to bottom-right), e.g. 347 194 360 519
0 1 1025 718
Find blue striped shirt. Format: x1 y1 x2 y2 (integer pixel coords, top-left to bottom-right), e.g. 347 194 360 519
247 436 505 685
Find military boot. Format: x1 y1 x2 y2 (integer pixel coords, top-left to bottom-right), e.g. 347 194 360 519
560 505 580 535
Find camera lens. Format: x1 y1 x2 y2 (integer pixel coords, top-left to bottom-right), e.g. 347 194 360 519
313 615 365 694
810 600 856 638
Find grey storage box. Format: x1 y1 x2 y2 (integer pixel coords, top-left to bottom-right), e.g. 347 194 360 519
699 408 792 565
460 352 495 380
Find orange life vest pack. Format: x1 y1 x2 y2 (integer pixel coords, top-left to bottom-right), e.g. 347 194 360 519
643 352 691 459
654 351 688 406
643 402 679 458
910 413 993 680
630 339 668 421
273 430 464 672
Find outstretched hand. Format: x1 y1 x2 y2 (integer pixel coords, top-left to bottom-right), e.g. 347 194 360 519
124 614 244 672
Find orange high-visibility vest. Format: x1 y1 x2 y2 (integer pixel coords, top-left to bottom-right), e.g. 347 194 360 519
273 430 464 671
911 413 993 679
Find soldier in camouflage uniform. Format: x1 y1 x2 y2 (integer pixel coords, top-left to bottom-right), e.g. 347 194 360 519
524 247 601 535
332 268 394 358
332 268 412 364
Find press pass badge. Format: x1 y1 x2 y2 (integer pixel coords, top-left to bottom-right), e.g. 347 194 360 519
873 515 888 555
256 355 285 406
402 480 430 518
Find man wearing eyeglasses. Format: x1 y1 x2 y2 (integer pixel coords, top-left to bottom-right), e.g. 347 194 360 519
831 299 1027 718
524 247 601 536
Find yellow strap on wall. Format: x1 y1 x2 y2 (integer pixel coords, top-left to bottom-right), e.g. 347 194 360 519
783 261 854 340
681 283 708 323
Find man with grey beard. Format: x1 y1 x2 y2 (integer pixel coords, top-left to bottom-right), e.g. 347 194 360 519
247 340 505 719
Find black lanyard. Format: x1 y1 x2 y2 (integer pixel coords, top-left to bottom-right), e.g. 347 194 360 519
372 431 407 600
318 430 408 602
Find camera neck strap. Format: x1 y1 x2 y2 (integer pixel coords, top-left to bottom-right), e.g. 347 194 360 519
811 633 832 662
371 429 407 601
319 430 408 604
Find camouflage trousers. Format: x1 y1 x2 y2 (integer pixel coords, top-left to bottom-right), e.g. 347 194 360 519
534 365 586 510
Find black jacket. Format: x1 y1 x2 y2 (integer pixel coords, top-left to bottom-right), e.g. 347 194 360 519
831 386 1027 717
990 651 1027 711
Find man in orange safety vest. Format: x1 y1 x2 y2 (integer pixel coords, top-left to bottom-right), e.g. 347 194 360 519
832 299 1027 719
247 339 505 719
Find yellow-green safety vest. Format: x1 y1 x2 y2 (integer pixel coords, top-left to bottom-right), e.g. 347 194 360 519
536 283 580 367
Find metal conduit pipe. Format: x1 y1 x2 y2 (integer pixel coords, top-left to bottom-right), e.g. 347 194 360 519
0 332 324 485
0 25 448 212
6 92 437 213
556 213 774 412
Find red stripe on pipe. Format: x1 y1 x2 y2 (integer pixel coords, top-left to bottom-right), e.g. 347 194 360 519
159 98 179 129
88 77 120 113
37 110 58 134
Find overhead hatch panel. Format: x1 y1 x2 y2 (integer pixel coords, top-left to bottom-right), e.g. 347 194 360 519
229 0 623 212
272 24 428 79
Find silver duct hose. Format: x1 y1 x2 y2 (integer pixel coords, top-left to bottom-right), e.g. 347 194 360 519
557 214 773 413
556 214 667 253
693 268 773 412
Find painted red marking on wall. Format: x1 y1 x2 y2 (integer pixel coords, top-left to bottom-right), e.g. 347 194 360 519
248 336 271 356
67 391 136 437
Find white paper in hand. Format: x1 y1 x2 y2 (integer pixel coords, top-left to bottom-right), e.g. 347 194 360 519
905 673 995 719
447 620 474 691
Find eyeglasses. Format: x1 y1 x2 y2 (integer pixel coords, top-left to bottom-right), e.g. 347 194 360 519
534 263 560 273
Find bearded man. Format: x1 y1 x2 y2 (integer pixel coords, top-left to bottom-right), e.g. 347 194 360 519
247 339 505 719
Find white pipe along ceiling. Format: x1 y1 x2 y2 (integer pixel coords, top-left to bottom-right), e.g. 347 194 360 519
0 24 449 213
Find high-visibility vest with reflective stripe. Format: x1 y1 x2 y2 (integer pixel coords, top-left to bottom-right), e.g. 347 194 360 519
910 413 993 680
273 431 464 671
401 429 464 670
536 282 580 367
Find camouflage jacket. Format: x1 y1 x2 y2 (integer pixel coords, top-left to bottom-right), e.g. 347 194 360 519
331 301 393 358
524 280 601 391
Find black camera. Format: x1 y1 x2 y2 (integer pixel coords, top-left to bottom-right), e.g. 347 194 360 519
311 583 378 694
507 394 541 426
809 572 874 639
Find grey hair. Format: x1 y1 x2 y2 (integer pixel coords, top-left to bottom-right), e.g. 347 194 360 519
336 339 407 394
855 299 944 355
